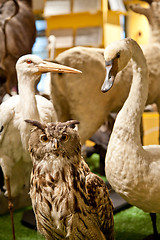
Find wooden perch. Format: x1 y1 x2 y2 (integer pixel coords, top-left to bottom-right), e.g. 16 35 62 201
5 175 16 240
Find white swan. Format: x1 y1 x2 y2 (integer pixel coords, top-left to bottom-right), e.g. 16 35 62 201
101 38 160 239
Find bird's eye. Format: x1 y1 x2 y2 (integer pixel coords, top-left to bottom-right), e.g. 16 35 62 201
61 134 68 141
117 52 120 58
26 59 32 64
40 135 49 142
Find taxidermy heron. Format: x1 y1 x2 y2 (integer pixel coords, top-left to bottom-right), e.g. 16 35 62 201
0 54 81 240
0 54 81 199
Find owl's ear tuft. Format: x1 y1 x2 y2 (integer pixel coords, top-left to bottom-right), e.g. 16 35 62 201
67 120 80 130
25 119 45 131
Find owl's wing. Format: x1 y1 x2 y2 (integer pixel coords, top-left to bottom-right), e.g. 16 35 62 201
0 95 19 142
85 173 114 240
69 212 107 240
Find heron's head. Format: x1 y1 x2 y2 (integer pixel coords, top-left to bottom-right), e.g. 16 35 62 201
16 54 82 82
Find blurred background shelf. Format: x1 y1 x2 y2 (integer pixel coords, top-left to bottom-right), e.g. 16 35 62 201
42 0 126 56
32 0 150 58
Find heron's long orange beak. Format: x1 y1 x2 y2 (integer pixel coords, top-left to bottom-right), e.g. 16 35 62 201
37 61 82 74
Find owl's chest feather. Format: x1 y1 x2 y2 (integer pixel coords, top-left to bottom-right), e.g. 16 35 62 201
30 159 89 232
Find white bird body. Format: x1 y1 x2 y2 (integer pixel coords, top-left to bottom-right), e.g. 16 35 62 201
101 38 160 214
0 95 55 196
0 54 80 197
107 134 160 213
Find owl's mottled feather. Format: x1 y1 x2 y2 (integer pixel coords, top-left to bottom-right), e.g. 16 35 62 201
26 120 114 240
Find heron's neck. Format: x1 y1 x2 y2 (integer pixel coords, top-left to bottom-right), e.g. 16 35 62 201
114 42 148 143
18 73 40 121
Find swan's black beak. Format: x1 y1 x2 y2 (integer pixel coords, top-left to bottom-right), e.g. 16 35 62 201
101 59 117 93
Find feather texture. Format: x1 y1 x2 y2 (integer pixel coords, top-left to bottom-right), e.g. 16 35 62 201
27 120 114 240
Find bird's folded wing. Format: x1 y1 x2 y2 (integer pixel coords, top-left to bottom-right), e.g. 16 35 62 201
0 95 19 142
69 213 106 240
85 173 114 240
36 95 58 123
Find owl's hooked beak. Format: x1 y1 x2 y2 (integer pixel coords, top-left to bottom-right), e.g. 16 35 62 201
52 138 59 150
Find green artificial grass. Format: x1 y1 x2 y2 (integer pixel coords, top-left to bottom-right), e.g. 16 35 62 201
0 206 160 239
114 206 160 240
0 206 44 240
86 153 107 182
1 154 159 239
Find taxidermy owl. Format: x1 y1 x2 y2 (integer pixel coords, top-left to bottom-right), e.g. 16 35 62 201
25 119 114 240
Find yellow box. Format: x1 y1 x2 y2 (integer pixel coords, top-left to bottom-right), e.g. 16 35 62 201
142 112 159 145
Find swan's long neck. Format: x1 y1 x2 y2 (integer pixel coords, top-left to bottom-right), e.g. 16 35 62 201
18 72 40 121
114 42 149 144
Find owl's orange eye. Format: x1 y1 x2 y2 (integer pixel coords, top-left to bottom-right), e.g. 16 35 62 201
61 134 68 141
26 59 32 64
40 135 49 142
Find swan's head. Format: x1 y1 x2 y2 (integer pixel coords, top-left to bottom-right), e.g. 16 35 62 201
101 38 132 93
16 54 82 82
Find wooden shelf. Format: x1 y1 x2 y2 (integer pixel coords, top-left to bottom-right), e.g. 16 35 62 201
44 0 126 56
